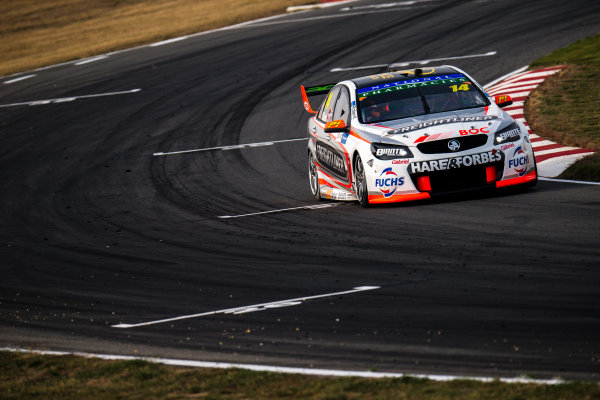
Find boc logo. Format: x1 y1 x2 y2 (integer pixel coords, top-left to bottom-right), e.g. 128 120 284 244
508 146 529 176
375 167 404 197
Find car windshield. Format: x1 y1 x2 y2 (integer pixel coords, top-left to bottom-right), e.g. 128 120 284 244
357 75 489 124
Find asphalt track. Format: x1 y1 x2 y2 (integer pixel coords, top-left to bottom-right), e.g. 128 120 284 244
1 0 600 381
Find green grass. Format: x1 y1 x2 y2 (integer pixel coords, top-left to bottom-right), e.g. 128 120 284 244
1 351 599 400
525 34 600 181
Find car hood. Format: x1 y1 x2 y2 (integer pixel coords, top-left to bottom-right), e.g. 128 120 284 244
357 107 516 146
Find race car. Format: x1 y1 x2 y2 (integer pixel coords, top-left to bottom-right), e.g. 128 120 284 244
300 65 537 207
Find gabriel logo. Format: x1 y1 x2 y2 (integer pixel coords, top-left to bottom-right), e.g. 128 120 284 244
448 139 461 152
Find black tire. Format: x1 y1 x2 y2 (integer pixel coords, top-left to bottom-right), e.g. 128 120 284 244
308 151 321 200
354 155 370 207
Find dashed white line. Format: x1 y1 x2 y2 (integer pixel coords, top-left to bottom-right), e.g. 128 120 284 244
287 0 358 12
150 36 189 47
1 347 567 384
217 203 337 219
153 137 307 156
331 51 497 72
0 89 141 109
340 1 426 11
75 55 109 65
3 74 36 84
112 285 379 328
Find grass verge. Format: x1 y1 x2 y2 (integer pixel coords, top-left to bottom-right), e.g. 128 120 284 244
524 34 600 181
2 351 599 400
0 0 314 77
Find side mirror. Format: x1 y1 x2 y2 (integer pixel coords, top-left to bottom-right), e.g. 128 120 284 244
324 119 349 133
494 95 513 108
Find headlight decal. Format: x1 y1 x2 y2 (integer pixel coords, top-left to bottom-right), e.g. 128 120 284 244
371 143 414 159
494 122 521 145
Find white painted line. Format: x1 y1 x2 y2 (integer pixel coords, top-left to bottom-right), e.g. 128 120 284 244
3 74 36 84
501 69 562 84
112 285 380 328
539 177 600 185
531 140 556 147
537 151 596 178
0 89 141 109
331 51 497 72
75 55 109 65
287 0 358 12
0 347 567 384
483 65 528 89
153 137 307 156
487 84 539 94
218 203 337 219
150 36 189 47
487 79 545 92
534 146 579 156
340 1 419 11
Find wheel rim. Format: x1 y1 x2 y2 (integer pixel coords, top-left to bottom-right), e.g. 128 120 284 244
355 156 366 201
308 153 319 195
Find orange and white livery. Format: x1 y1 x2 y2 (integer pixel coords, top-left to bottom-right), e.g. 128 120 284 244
302 65 537 207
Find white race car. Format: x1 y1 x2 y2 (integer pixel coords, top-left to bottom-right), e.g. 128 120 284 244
301 65 537 206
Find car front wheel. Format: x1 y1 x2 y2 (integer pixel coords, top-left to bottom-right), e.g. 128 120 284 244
354 155 369 207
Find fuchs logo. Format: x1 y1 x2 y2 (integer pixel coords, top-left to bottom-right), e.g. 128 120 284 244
508 146 529 176
375 167 404 197
448 139 461 152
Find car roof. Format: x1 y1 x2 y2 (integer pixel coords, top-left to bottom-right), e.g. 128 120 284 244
351 66 461 89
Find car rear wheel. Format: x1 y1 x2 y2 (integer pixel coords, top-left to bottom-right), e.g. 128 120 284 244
308 151 321 200
354 155 370 207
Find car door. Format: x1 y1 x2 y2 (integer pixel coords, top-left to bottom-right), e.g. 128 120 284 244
312 85 351 184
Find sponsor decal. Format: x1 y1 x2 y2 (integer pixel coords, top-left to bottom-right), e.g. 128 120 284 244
500 143 515 151
324 91 334 108
392 159 410 165
368 73 396 81
341 132 349 145
358 76 467 98
351 100 357 120
459 127 489 135
316 142 347 179
508 146 529 176
359 74 464 93
391 115 497 134
409 150 502 173
375 167 405 197
305 84 336 95
376 148 407 157
498 127 520 141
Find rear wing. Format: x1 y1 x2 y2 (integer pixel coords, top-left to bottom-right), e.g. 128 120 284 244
300 83 336 114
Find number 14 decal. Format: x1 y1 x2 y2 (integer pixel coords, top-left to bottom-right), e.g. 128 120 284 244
449 82 471 92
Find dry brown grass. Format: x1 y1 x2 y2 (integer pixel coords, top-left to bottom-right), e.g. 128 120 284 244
0 0 314 76
525 65 600 152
